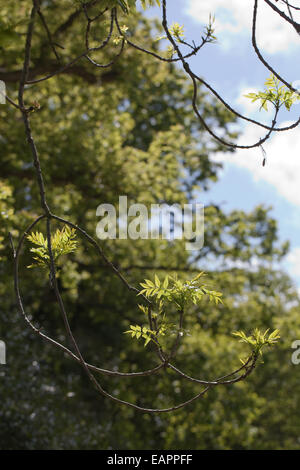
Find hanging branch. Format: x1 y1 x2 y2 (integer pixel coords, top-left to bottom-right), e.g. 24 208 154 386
7 0 287 413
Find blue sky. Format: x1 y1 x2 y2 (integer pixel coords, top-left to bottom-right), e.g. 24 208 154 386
146 0 300 288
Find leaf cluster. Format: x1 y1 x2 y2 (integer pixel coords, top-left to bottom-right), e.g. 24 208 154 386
117 0 160 14
125 273 223 347
139 272 223 309
233 328 280 356
245 74 300 111
27 225 78 269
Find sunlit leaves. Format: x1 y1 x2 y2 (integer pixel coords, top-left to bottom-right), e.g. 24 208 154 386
244 74 300 111
139 272 223 309
124 324 153 346
169 22 185 41
0 180 14 257
233 328 280 356
27 225 78 269
117 0 160 13
140 0 160 9
0 0 294 448
155 22 185 45
125 273 223 347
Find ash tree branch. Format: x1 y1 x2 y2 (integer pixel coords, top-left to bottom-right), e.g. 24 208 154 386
8 0 287 413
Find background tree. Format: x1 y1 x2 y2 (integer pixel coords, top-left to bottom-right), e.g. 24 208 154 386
0 0 300 449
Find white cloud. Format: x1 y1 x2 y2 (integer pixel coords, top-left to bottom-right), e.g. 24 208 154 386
186 0 300 54
214 119 300 207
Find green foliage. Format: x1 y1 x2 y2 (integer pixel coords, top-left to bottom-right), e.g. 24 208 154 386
204 14 217 43
128 275 280 357
72 0 160 14
155 22 185 57
140 0 160 9
126 273 223 347
0 18 24 46
139 272 223 308
125 301 172 347
27 225 78 269
233 328 280 356
116 0 160 14
244 74 300 111
168 22 185 42
155 14 216 58
1 0 299 451
0 180 14 256
124 323 154 346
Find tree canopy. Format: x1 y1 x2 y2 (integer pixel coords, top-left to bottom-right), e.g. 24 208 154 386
0 0 300 449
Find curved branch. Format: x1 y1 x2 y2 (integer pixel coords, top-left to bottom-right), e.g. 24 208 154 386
9 0 283 414
161 0 280 150
263 0 300 32
253 0 300 95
